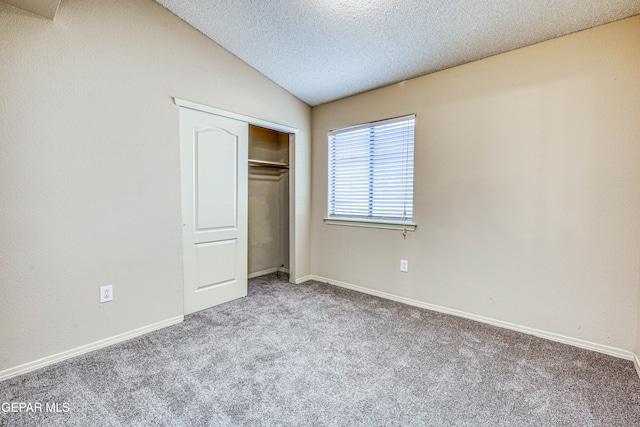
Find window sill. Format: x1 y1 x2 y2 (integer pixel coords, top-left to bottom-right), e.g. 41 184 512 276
324 218 417 231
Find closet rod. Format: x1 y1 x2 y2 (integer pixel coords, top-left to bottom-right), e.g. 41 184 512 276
248 159 289 169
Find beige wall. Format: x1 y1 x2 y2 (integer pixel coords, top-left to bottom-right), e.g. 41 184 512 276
248 172 289 274
0 0 311 372
311 16 640 352
637 269 640 360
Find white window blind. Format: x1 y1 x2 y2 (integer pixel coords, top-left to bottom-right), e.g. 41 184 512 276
328 114 415 225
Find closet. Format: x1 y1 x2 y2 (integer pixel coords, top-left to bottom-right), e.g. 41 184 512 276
248 125 290 278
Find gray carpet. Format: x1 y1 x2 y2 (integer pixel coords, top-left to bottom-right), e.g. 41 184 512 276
1 273 639 426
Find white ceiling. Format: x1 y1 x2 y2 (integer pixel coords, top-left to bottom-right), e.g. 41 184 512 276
155 0 640 106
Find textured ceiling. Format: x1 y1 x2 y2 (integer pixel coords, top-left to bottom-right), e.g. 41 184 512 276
155 0 640 106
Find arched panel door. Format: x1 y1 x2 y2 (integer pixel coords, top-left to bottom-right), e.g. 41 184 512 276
180 107 248 314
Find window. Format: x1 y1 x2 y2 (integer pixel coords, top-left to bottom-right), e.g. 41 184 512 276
326 114 416 231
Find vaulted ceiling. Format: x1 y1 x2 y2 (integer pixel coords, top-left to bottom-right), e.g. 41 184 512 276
156 0 640 106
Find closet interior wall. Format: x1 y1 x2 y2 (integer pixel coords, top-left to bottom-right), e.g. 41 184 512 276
248 125 290 277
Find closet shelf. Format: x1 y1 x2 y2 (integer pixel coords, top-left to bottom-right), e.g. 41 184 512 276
248 159 289 169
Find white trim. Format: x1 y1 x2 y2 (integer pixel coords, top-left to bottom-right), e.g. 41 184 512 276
308 275 634 361
0 316 184 381
295 275 313 284
173 98 298 134
324 218 417 231
634 353 640 379
248 267 290 279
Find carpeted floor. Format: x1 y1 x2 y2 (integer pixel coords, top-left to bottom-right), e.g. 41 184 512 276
1 273 639 426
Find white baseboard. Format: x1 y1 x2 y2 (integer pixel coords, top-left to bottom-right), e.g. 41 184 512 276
0 315 184 382
248 267 290 279
634 353 640 379
309 275 634 361
295 275 313 284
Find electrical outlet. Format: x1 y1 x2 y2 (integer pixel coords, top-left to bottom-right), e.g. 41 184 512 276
400 259 408 272
100 285 113 303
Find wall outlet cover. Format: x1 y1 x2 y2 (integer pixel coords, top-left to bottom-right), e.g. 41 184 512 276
100 285 113 303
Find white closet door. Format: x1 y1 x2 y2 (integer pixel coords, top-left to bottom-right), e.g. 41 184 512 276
180 107 248 315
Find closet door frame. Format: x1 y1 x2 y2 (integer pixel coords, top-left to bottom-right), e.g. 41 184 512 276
174 97 299 282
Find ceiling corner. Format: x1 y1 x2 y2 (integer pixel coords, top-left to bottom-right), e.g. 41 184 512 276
1 0 60 20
